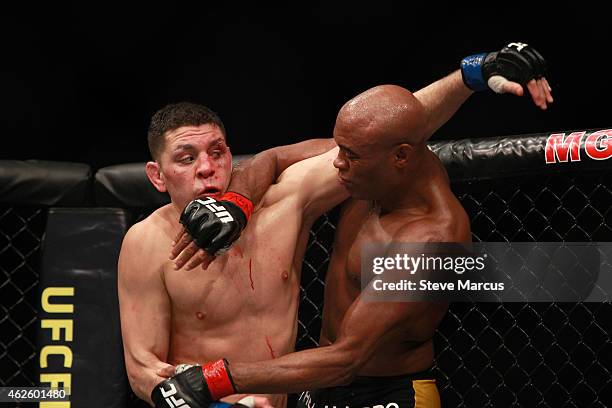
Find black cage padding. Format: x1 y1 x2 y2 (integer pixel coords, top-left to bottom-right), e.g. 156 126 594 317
0 160 91 206
94 163 170 208
429 129 610 181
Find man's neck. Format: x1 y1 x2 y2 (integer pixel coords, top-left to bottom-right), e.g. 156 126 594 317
374 187 430 215
170 202 183 221
375 155 435 214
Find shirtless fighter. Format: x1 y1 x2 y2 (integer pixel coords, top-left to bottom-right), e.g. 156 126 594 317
118 103 343 407
152 43 552 408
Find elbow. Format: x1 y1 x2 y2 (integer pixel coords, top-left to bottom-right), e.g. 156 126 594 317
126 365 149 401
126 364 146 394
255 149 281 179
125 359 158 404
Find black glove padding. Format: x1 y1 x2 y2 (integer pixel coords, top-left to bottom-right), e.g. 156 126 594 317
180 196 248 255
483 42 547 84
151 365 213 408
461 42 547 91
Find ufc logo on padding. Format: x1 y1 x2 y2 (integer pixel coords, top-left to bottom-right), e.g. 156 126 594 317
196 197 234 223
160 383 191 408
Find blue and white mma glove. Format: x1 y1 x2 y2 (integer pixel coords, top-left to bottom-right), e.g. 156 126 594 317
461 42 547 93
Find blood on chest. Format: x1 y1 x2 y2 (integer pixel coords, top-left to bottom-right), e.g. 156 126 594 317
163 248 298 325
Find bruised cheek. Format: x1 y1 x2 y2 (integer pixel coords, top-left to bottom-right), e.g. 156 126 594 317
215 157 232 184
220 155 231 171
213 159 229 174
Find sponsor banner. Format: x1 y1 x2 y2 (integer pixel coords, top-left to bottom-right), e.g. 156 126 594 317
361 242 612 302
545 129 612 164
38 208 129 408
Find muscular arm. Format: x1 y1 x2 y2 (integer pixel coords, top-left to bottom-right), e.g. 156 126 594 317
226 72 473 209
230 296 445 393
229 138 336 205
414 70 473 141
228 231 450 394
414 52 554 143
172 143 344 269
118 223 173 405
260 147 348 223
231 71 473 204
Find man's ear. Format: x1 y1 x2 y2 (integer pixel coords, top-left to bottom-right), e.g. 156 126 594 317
145 161 167 192
394 143 414 168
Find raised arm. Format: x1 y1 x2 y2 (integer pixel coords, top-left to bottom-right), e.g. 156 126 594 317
414 70 473 141
118 223 173 405
229 138 336 206
172 42 553 270
414 42 554 143
171 139 336 269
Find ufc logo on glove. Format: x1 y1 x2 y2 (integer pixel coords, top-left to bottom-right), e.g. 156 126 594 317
180 192 252 254
160 383 191 408
196 197 234 223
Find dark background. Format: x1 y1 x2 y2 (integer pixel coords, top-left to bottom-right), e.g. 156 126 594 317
2 2 609 169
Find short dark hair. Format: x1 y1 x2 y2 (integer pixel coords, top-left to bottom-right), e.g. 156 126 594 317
147 102 226 160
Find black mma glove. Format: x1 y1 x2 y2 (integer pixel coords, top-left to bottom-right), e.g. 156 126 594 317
180 192 254 255
151 360 237 408
461 42 547 92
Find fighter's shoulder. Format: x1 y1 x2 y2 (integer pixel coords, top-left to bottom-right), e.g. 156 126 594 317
121 205 172 254
118 208 171 289
119 216 168 285
393 215 457 243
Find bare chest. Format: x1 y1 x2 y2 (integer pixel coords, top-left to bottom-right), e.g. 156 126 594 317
333 202 399 287
166 245 295 317
162 208 303 326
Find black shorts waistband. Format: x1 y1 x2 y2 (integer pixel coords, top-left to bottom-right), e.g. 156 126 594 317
296 368 440 408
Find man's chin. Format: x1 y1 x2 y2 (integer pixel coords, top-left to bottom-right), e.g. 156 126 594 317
345 187 370 200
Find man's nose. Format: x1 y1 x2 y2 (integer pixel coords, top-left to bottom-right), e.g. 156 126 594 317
195 156 215 178
333 155 348 170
